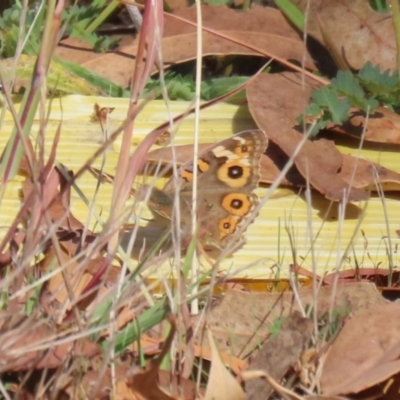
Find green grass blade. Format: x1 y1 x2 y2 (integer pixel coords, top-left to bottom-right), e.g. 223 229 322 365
275 0 305 31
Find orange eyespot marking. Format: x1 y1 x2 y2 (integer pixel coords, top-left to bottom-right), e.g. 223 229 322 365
219 216 238 238
182 169 193 182
222 193 252 215
217 161 251 188
233 140 254 157
197 159 210 172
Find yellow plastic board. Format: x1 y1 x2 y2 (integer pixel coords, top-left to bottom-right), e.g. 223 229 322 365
0 96 399 279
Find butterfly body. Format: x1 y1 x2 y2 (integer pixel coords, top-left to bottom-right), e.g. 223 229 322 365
147 130 268 249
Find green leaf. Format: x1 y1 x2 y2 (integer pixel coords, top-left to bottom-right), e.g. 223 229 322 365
311 86 350 123
275 0 305 30
0 54 128 97
144 72 196 101
298 61 400 137
332 70 379 111
369 0 389 13
303 102 323 118
358 61 398 89
168 76 196 100
144 74 248 102
357 62 400 109
104 300 170 355
0 3 43 57
204 0 232 5
56 57 129 96
201 76 248 102
332 70 364 101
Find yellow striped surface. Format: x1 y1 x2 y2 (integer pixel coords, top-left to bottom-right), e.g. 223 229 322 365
1 96 399 279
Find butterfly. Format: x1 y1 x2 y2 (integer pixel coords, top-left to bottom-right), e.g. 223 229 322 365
143 130 268 250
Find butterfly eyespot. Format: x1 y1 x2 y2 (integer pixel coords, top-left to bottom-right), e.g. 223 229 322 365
228 165 243 179
231 199 243 209
219 216 238 237
222 193 253 215
217 161 251 188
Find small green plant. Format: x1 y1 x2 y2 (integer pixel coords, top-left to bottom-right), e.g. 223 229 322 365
144 71 248 102
304 304 350 342
268 316 286 338
0 1 119 59
299 62 400 136
0 2 44 57
65 3 121 52
144 72 197 100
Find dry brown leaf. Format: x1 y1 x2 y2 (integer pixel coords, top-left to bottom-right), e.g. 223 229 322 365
339 154 400 190
56 5 314 87
321 302 400 395
195 343 247 376
38 228 107 319
165 5 300 37
0 313 98 372
165 0 189 10
293 265 400 287
55 36 138 88
41 245 92 307
0 230 26 270
331 106 400 145
204 328 246 400
245 312 313 400
194 283 384 356
157 30 313 70
71 366 132 399
54 35 139 87
5 384 36 400
127 314 178 400
247 72 370 202
292 0 396 71
77 365 197 400
161 5 315 72
21 166 85 232
304 397 350 400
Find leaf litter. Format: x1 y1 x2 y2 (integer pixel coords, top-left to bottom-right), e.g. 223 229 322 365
244 312 313 400
292 0 396 71
2 1 400 399
55 4 315 88
247 72 400 201
321 303 400 396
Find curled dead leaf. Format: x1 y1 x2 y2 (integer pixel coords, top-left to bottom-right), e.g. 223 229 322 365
0 313 98 373
204 328 246 400
247 72 369 202
292 0 396 71
321 303 400 395
56 5 315 87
